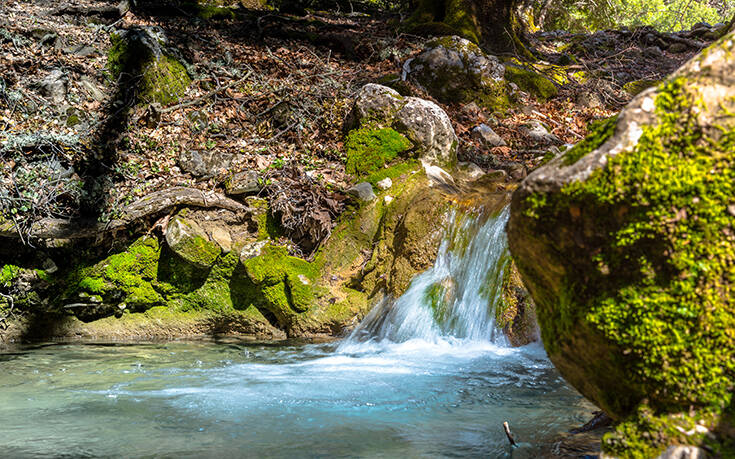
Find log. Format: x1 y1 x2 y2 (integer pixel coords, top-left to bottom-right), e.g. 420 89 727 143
0 187 249 240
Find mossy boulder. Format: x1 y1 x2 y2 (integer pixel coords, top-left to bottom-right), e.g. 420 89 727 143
165 216 221 269
508 33 735 458
108 27 191 105
404 36 510 111
504 64 558 100
622 79 661 96
497 261 539 346
346 84 458 167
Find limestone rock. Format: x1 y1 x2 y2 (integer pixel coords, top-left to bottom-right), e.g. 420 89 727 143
178 150 234 178
346 84 458 167
376 177 392 190
508 31 735 456
165 216 221 269
404 36 507 108
455 162 485 181
39 69 68 104
472 123 506 147
520 120 561 146
225 171 260 195
347 182 376 202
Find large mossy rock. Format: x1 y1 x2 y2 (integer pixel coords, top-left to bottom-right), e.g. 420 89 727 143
508 33 735 457
404 36 509 110
345 84 458 168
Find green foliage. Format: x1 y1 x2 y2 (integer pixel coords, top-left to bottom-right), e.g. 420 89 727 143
0 265 20 288
344 127 412 177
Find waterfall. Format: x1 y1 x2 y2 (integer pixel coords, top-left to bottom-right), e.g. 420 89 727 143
340 205 511 349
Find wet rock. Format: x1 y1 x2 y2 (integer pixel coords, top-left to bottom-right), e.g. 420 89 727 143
376 177 392 190
471 123 506 147
520 120 561 146
347 182 377 202
225 171 260 195
39 69 67 104
455 161 485 181
165 216 221 269
507 162 526 181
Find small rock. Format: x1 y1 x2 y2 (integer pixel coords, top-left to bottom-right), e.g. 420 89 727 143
507 163 527 181
165 216 221 269
654 445 707 459
424 164 456 189
80 76 105 102
39 69 68 104
520 120 561 146
178 150 207 176
239 240 268 262
225 171 260 195
643 46 664 59
64 44 97 57
209 226 232 253
472 123 507 147
348 182 377 202
42 258 59 274
376 177 392 190
384 195 394 205
577 91 602 109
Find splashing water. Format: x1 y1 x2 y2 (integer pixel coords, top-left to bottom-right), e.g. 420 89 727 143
341 205 512 351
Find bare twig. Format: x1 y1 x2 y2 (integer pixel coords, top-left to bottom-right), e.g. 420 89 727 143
503 421 518 447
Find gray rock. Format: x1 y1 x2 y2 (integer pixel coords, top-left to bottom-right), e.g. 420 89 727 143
405 36 505 104
345 83 404 130
668 42 688 53
643 46 664 59
80 76 105 102
376 177 392 190
346 84 458 167
39 69 68 104
520 120 561 146
178 150 234 178
64 44 97 56
347 182 377 202
225 170 260 195
165 216 221 269
472 123 507 147
456 161 485 180
239 240 268 262
507 162 527 181
395 97 458 166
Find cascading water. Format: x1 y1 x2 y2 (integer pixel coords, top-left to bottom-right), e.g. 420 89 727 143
0 204 596 458
341 205 511 349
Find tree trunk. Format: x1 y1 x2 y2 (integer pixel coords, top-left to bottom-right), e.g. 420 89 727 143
405 0 533 57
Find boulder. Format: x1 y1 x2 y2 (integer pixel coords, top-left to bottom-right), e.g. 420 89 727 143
508 32 735 457
346 84 458 167
165 216 221 269
225 170 260 195
404 36 508 110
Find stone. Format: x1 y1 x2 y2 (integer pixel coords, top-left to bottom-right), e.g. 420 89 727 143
508 32 735 457
79 76 105 102
456 162 485 181
668 42 688 53
239 240 268 262
643 46 664 59
507 162 526 181
347 182 376 202
39 69 68 104
64 44 97 56
376 177 392 190
178 150 233 178
520 120 561 146
345 83 404 130
404 36 507 108
471 123 506 147
395 97 457 166
346 84 458 167
225 171 260 195
165 216 221 269
383 195 394 204
209 226 232 253
654 446 707 459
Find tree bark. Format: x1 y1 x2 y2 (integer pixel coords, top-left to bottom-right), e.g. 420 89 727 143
405 0 533 57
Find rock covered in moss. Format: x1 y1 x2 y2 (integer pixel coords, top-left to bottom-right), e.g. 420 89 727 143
108 27 190 105
344 126 412 177
165 216 221 269
404 36 509 110
508 32 735 457
346 84 458 167
497 261 538 346
347 182 377 202
504 64 558 100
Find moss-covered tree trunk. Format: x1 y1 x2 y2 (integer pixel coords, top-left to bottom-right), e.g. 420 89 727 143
405 0 532 56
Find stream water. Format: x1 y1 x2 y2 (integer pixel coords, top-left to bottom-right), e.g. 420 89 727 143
0 207 595 458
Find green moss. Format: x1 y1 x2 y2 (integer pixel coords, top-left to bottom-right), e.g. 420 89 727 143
107 31 190 106
562 115 619 165
504 64 558 100
344 127 412 177
517 76 735 456
362 160 420 187
622 79 661 96
0 264 20 288
193 4 237 19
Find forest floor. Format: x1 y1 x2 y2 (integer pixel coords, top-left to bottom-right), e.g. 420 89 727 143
0 0 709 249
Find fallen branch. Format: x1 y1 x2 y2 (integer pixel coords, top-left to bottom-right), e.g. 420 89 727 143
0 187 248 240
160 72 253 114
503 421 518 447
